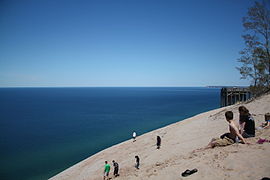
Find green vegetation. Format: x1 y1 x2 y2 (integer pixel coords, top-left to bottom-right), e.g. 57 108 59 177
237 1 270 95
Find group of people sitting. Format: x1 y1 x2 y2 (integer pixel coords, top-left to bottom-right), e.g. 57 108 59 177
206 106 270 149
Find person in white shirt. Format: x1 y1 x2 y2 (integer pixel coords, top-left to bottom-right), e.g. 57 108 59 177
132 131 136 142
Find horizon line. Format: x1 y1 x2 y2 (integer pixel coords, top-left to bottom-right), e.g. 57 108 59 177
0 85 249 88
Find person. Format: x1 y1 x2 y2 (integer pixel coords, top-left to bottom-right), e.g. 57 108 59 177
135 155 140 169
103 161 110 180
238 106 255 138
132 131 137 142
262 113 270 128
156 136 161 149
112 160 119 177
205 111 247 149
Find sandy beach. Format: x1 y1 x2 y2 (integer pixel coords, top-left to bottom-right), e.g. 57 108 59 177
50 93 270 180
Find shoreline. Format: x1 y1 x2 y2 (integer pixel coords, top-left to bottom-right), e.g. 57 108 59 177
50 94 270 180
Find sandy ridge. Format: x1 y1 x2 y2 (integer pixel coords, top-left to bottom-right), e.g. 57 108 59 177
50 94 270 180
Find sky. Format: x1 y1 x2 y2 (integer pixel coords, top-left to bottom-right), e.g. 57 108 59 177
0 0 257 87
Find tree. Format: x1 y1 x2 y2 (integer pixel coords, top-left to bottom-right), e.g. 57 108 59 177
237 1 270 90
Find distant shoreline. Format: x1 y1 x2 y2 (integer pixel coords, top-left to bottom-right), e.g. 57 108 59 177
0 86 208 88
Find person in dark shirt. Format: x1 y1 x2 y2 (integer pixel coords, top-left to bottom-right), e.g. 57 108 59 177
112 160 119 177
239 106 255 138
156 136 161 149
135 156 140 169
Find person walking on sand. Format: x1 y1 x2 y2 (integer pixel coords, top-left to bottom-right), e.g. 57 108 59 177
112 160 119 177
135 155 140 169
103 161 110 180
132 131 137 142
238 106 255 138
156 136 161 149
205 111 247 149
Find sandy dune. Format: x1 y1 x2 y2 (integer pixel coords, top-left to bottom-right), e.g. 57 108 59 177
50 93 270 180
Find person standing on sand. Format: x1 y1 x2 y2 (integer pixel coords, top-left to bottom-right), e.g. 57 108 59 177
103 161 110 180
238 106 255 138
262 113 270 129
156 136 161 149
135 155 140 169
206 111 247 148
132 131 136 142
112 160 119 177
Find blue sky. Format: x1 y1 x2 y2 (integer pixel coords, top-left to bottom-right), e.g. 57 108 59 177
0 0 255 87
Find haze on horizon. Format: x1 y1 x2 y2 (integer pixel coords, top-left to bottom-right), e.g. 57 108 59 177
0 0 254 87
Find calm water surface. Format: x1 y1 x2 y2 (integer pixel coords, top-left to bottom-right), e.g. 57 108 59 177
0 87 220 180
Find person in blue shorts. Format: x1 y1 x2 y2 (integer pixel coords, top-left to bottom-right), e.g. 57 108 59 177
262 113 270 129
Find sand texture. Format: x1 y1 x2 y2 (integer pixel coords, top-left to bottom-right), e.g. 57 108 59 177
50 94 270 180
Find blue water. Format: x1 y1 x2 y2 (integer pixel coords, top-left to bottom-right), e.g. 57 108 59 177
0 87 220 180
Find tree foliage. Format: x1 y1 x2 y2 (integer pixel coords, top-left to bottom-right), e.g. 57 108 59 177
237 1 270 94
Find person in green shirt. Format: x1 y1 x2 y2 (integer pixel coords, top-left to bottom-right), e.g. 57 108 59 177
103 161 110 180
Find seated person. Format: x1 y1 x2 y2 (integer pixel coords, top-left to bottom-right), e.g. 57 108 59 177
206 111 247 149
238 106 255 138
262 113 270 129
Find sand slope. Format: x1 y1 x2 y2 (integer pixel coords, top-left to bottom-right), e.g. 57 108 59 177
50 94 270 180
